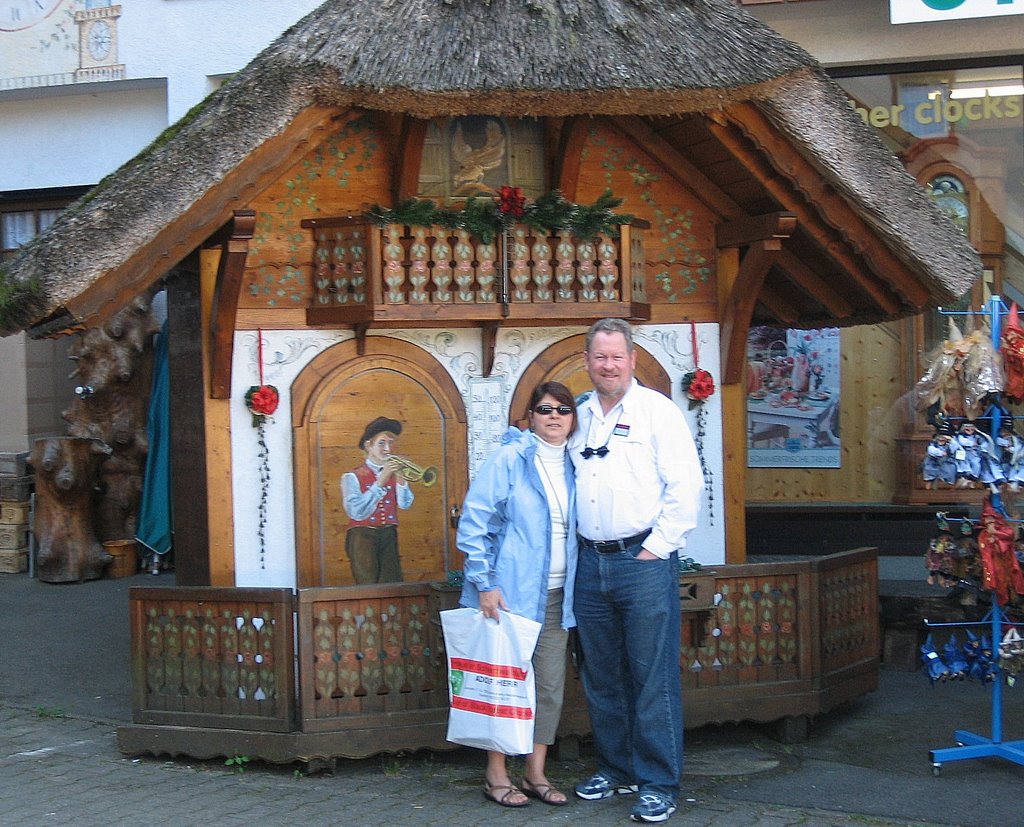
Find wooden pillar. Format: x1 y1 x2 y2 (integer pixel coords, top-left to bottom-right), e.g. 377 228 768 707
717 246 747 563
201 248 236 585
166 256 211 585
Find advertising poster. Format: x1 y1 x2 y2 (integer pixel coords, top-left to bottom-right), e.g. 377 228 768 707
747 327 841 468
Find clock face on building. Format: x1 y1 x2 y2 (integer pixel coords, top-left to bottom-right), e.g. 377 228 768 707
0 0 63 32
87 18 111 60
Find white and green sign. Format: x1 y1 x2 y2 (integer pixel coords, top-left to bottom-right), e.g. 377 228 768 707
891 0 1023 24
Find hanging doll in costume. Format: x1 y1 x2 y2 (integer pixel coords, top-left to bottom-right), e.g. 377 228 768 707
953 421 983 487
952 421 1004 490
925 512 958 586
963 629 995 684
976 499 1024 606
999 626 1024 680
922 420 957 489
953 516 981 584
916 317 1004 422
976 424 1007 492
997 419 1024 491
1001 302 1024 404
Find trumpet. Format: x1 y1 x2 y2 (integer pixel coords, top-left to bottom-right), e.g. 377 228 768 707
388 455 438 487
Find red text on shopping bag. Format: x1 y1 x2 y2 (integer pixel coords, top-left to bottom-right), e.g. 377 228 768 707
448 657 534 720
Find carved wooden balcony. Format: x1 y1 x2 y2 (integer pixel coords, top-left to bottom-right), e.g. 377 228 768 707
300 217 651 330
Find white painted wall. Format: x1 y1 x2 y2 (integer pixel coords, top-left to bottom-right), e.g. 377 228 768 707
117 0 322 122
229 325 726 589
0 81 167 190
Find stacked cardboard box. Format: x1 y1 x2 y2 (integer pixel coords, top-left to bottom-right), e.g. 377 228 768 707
0 452 31 573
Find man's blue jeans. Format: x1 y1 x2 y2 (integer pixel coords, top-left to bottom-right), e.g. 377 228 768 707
574 543 683 799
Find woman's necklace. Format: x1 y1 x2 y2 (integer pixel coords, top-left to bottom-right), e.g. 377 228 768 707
536 445 569 535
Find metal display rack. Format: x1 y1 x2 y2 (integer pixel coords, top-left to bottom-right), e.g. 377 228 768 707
927 601 1024 774
927 295 1024 775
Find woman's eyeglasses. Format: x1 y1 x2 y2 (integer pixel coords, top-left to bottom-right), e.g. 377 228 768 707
533 404 573 416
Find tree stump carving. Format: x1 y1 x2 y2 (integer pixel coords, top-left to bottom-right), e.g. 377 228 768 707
31 437 112 583
63 294 159 543
30 292 161 582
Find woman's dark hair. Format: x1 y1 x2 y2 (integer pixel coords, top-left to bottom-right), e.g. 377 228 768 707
526 380 577 434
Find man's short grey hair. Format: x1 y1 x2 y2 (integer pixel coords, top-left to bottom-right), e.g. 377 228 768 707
585 318 634 352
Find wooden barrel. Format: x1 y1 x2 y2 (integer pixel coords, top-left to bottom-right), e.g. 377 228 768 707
103 540 138 578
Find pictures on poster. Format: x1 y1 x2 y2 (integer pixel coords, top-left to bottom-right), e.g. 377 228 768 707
747 327 841 468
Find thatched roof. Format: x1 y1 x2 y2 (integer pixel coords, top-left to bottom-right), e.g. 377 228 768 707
0 0 980 336
273 0 814 117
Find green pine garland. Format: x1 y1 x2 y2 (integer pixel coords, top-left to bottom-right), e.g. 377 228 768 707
364 189 632 244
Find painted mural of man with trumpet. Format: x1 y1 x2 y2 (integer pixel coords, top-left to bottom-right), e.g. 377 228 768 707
341 416 435 584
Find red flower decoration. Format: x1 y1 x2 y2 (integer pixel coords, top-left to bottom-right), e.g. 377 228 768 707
245 384 279 426
498 185 526 220
681 368 715 410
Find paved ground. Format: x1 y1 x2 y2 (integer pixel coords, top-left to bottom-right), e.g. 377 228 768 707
4 570 1024 826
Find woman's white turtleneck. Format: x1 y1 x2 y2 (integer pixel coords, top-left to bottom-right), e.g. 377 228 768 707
533 433 568 590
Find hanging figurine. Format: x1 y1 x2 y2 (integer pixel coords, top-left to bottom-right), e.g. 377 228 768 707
977 499 1024 606
953 421 983 488
942 634 968 680
925 512 957 586
951 421 1003 491
997 418 1024 492
922 420 957 489
916 317 1005 421
999 627 1024 682
954 518 981 585
977 424 1007 493
1001 302 1024 404
921 634 952 684
963 629 995 684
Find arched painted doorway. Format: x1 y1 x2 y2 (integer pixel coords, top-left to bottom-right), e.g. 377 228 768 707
508 333 671 426
291 338 468 587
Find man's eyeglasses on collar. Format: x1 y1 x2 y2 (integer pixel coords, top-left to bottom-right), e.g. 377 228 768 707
580 446 610 459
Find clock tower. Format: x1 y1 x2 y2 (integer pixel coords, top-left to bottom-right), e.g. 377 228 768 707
75 3 124 82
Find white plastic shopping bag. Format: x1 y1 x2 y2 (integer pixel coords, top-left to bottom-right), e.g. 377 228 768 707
440 607 542 755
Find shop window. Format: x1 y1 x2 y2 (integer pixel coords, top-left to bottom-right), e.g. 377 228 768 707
838 64 1022 503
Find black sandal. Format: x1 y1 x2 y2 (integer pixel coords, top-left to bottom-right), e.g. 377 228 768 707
520 778 569 806
483 782 530 808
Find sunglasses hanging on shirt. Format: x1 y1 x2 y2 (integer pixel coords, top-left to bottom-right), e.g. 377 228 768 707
580 411 620 459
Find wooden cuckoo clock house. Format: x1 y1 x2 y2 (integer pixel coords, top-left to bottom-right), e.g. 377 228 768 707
0 0 980 763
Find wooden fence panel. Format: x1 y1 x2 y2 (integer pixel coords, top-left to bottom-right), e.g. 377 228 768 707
296 583 455 737
129 587 295 732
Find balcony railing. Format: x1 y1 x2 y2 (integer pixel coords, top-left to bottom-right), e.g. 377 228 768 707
300 218 650 328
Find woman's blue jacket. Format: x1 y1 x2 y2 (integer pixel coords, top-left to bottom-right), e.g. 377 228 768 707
456 427 577 629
